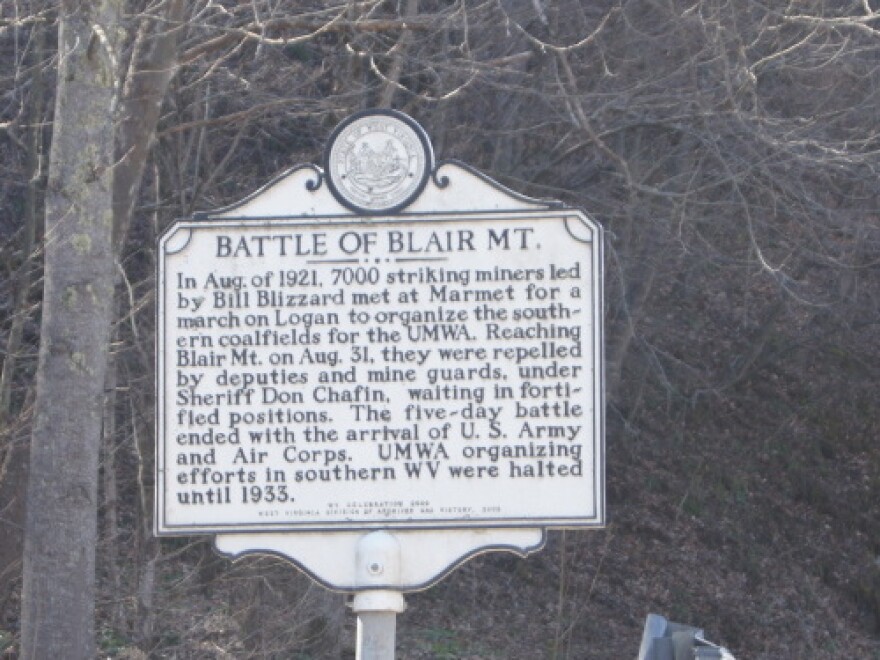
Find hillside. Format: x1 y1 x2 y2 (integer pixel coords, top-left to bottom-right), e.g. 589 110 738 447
0 1 878 657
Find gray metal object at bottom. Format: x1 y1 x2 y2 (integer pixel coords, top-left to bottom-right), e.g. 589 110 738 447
637 613 736 660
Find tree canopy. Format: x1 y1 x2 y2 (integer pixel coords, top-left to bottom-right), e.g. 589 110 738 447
0 1 878 657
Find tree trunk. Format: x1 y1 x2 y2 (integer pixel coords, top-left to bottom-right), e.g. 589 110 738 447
20 1 122 658
112 0 185 250
0 13 47 618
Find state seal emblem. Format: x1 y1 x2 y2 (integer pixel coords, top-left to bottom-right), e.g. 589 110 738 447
325 110 433 214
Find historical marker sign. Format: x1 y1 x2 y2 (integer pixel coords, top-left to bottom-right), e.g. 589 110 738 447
156 111 604 543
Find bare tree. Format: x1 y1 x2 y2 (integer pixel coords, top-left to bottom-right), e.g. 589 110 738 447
0 0 50 615
2 0 877 657
20 1 121 657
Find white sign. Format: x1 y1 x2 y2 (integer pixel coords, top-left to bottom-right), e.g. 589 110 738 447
156 112 604 543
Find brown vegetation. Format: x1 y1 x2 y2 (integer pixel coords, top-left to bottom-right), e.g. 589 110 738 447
0 0 878 657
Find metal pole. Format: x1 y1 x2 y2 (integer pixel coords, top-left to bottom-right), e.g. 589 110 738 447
354 591 406 660
353 532 406 660
357 612 396 659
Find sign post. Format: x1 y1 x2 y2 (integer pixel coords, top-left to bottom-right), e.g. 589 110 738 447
352 531 406 659
156 110 604 656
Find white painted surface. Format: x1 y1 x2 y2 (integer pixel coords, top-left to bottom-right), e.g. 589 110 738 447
214 527 544 590
155 114 604 591
157 202 603 532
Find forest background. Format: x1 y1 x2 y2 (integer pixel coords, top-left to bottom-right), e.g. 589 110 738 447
0 1 878 658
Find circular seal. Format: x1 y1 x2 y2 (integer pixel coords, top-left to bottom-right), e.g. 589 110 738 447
325 110 433 214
